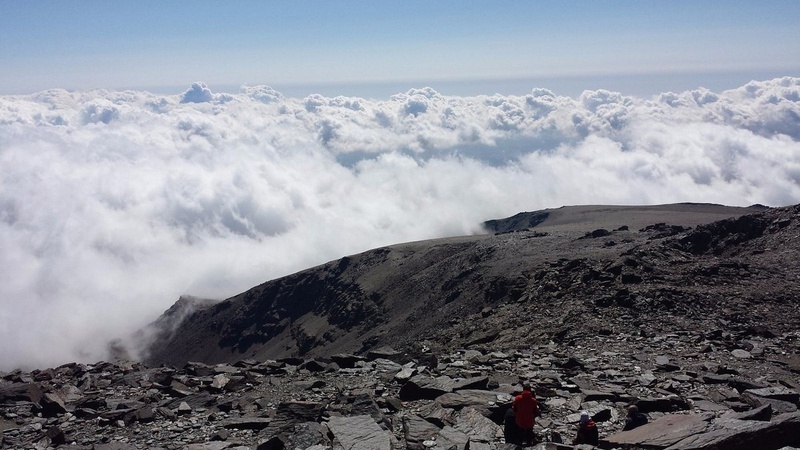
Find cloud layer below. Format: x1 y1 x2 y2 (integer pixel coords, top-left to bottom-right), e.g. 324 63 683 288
1 78 799 370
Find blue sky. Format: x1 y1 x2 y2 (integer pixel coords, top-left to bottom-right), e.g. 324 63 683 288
2 1 800 97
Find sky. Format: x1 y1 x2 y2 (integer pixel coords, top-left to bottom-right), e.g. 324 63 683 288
1 2 800 370
1 1 799 96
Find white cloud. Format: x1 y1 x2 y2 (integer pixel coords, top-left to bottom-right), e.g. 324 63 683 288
1 78 799 370
180 81 215 103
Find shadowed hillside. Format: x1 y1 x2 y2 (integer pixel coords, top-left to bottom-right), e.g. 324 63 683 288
144 203 779 367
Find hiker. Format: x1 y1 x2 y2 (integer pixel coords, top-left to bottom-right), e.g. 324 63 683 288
623 404 648 431
572 411 599 445
503 407 521 444
512 381 540 445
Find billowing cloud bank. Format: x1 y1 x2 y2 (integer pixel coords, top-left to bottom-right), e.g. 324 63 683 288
1 78 799 369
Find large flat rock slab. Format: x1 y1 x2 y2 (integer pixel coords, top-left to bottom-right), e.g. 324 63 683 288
600 413 713 449
665 412 800 450
328 414 392 450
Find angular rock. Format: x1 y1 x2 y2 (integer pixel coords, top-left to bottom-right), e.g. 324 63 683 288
45 425 66 446
419 402 457 428
263 401 324 437
436 390 512 410
722 403 773 421
367 346 404 362
454 407 501 443
403 414 441 448
399 375 454 400
435 425 470 449
328 414 392 450
330 353 366 369
222 417 272 430
744 387 800 404
373 358 403 375
0 382 44 404
666 412 800 450
211 373 230 390
636 396 691 413
283 421 328 449
601 413 713 449
452 376 490 391
186 443 235 450
38 392 68 417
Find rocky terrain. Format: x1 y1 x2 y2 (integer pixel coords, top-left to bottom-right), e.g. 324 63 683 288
3 203 800 449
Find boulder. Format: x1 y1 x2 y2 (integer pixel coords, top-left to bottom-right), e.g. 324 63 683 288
222 417 272 430
403 414 441 448
367 347 404 362
263 401 324 437
436 390 512 410
636 396 691 413
435 425 470 449
454 407 501 443
744 387 800 404
0 382 44 404
601 413 713 449
721 403 773 421
400 375 454 400
328 414 392 450
666 412 800 450
330 353 366 368
452 376 490 391
38 392 68 417
282 421 328 449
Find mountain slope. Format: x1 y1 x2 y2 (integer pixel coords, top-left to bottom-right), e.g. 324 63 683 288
144 202 791 367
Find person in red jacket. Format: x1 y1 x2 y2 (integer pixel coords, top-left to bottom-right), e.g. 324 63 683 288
513 381 540 445
573 411 599 446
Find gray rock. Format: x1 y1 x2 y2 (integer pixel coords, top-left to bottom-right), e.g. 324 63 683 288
418 402 457 428
0 382 44 404
636 396 691 413
744 387 800 404
330 353 366 368
328 414 392 450
400 375 454 400
403 414 441 448
186 442 237 450
283 421 328 449
38 392 68 417
222 417 272 430
731 349 752 359
454 407 501 443
435 425 470 449
601 413 713 449
436 390 512 410
722 403 773 421
367 347 404 362
667 412 800 450
263 401 324 436
211 373 230 390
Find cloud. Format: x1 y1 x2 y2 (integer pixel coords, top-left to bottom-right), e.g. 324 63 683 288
0 78 799 370
180 81 215 103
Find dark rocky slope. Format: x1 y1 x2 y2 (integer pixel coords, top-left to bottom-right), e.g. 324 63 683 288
4 202 800 449
144 203 777 368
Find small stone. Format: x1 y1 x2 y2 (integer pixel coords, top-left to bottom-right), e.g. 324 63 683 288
732 349 752 359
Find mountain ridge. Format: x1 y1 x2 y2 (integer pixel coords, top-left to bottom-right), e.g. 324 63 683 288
143 202 774 367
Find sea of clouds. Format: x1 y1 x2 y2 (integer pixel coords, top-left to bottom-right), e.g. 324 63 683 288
1 77 799 370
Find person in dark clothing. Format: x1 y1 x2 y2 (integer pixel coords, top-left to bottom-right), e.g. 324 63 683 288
503 407 521 444
573 411 599 446
513 381 540 445
623 404 649 431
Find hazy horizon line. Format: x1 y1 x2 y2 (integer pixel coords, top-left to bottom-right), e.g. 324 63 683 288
4 69 798 100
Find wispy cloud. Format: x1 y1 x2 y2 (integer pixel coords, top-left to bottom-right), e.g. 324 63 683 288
1 77 799 369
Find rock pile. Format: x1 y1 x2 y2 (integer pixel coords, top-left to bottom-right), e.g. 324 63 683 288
3 329 800 449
